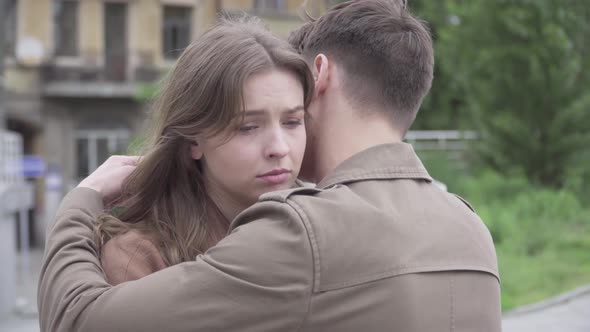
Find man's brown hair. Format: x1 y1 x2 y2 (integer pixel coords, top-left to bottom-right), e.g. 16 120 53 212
289 0 434 132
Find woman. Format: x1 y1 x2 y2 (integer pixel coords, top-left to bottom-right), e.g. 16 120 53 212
96 16 314 285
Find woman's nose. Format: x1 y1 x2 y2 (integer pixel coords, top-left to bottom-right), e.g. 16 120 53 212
265 129 290 159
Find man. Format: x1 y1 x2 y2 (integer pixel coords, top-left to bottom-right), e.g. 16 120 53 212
38 1 500 331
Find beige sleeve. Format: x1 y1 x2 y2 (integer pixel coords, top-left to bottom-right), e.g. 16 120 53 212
101 232 167 285
38 188 314 332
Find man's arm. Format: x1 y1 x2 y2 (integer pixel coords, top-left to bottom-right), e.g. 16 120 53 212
38 188 314 332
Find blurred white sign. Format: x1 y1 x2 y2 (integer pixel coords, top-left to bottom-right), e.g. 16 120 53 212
16 37 45 66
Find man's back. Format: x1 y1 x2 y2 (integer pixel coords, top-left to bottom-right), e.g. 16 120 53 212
259 143 500 331
38 144 500 331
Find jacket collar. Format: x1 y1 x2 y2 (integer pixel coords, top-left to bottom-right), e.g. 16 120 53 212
317 143 433 189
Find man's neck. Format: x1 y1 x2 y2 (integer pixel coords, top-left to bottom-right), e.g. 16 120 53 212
313 109 403 183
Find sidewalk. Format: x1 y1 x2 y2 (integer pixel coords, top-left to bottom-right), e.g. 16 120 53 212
502 285 590 332
0 312 39 332
0 249 41 332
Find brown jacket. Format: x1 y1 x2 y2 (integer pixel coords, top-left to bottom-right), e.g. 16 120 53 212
38 143 501 332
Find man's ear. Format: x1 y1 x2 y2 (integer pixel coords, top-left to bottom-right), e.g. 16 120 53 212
190 141 203 160
313 54 330 96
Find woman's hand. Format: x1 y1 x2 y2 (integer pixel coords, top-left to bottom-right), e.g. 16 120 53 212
77 155 140 204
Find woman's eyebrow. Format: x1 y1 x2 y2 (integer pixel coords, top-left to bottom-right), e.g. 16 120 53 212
283 106 305 114
242 106 305 116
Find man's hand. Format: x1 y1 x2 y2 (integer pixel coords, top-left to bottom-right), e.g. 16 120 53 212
77 155 140 203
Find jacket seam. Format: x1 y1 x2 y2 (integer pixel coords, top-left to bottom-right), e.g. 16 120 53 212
318 264 499 292
326 166 428 177
286 199 318 332
320 170 432 188
257 187 322 206
453 194 476 213
450 275 455 332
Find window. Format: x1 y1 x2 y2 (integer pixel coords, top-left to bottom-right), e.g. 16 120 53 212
76 130 130 179
53 0 78 56
162 6 192 59
254 0 286 14
4 0 18 57
104 3 128 81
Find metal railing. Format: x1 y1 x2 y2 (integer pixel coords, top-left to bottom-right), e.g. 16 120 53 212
405 130 479 151
0 130 22 185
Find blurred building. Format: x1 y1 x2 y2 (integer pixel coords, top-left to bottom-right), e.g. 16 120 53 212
4 0 219 193
2 0 330 245
228 0 331 37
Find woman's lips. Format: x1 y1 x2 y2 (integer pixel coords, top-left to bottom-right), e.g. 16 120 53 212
257 169 292 185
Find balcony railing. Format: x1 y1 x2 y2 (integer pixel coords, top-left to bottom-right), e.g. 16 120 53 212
39 59 162 98
405 130 479 151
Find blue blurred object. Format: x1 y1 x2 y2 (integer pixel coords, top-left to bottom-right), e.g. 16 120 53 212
22 155 46 178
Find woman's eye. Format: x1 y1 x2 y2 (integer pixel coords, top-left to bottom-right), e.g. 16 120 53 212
283 119 303 127
239 125 258 132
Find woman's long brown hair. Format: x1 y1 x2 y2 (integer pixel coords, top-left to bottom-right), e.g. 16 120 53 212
95 15 314 266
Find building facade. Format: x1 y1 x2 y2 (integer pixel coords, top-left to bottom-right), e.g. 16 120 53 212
2 0 331 243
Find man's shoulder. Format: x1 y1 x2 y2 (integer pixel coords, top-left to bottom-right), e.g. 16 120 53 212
451 193 476 212
257 184 352 218
231 184 345 231
258 184 324 203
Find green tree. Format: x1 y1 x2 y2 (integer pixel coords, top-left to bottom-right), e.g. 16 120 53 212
330 0 470 129
437 0 590 187
407 0 470 130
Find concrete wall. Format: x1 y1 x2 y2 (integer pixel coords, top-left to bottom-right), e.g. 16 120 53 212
5 0 326 95
221 0 330 38
223 0 318 13
6 0 217 87
79 0 103 66
18 0 52 63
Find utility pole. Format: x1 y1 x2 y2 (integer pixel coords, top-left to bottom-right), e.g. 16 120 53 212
0 0 6 130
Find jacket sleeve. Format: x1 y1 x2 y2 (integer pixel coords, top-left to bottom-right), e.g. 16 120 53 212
38 187 314 332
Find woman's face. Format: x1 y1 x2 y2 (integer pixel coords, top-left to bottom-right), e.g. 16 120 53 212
191 69 306 215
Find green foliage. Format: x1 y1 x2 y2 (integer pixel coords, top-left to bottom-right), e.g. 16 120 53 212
135 83 160 103
330 1 590 187
429 0 590 187
126 136 147 155
498 245 590 310
451 169 590 310
458 170 590 253
408 1 470 130
422 154 590 310
418 151 470 188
